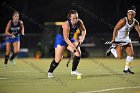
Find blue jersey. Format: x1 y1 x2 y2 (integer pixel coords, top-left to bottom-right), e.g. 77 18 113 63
5 20 21 43
59 19 80 38
54 19 80 48
10 20 21 36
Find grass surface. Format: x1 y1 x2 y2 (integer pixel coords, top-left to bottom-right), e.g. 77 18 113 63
0 58 140 93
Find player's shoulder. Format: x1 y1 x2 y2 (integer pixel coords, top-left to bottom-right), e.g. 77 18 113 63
62 20 69 29
118 17 126 25
62 20 69 26
19 20 23 24
8 20 12 23
78 19 83 23
77 19 84 26
134 19 139 25
120 17 126 22
7 20 12 25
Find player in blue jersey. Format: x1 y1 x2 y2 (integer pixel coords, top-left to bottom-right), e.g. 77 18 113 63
4 11 24 66
48 10 86 78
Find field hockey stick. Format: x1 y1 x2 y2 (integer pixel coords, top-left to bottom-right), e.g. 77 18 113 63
66 42 80 67
104 41 139 45
1 33 22 38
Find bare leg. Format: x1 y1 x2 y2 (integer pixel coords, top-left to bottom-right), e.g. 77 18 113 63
123 43 134 74
9 41 20 65
4 42 11 65
48 45 65 78
10 41 20 60
116 45 123 59
67 42 82 76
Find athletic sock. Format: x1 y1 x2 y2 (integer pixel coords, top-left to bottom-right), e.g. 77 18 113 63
10 52 18 60
4 55 9 64
72 56 80 71
111 48 117 58
48 60 59 73
124 56 133 71
125 62 131 71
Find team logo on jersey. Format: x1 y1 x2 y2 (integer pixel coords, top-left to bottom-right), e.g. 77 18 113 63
10 27 20 31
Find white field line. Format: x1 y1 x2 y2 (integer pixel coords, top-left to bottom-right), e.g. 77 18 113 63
77 86 140 93
0 78 7 80
0 70 48 73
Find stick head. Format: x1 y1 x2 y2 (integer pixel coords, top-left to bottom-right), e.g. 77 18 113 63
66 63 69 67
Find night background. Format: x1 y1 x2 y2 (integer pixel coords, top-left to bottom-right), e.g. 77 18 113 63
0 1 140 93
0 0 140 57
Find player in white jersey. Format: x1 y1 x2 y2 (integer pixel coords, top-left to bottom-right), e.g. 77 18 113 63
106 6 140 74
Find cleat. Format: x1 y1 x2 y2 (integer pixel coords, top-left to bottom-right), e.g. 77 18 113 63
106 48 112 56
3 64 8 67
9 59 16 65
48 72 53 78
71 70 82 76
123 69 134 74
106 46 116 56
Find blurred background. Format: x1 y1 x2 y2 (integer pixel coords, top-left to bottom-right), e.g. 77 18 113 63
0 0 140 58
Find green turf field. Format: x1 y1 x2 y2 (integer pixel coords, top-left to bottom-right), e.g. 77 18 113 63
0 58 140 93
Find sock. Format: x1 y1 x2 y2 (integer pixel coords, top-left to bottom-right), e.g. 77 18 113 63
72 56 80 71
124 56 133 71
125 62 131 71
10 52 18 60
111 48 117 58
48 60 59 73
4 55 9 64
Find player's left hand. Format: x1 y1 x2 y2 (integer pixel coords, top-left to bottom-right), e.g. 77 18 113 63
21 32 24 36
79 36 84 44
79 38 84 45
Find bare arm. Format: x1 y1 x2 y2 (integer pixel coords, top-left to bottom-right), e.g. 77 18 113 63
62 21 76 49
78 19 86 43
5 20 15 37
112 18 126 42
134 20 140 38
20 21 24 35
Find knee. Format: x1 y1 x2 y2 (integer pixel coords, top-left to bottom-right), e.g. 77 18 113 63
75 54 81 57
116 55 123 59
131 52 134 56
55 57 62 63
126 56 133 62
75 50 81 57
117 56 123 59
14 50 19 54
6 51 11 55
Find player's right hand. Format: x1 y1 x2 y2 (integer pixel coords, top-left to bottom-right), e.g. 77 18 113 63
111 40 115 43
11 35 15 38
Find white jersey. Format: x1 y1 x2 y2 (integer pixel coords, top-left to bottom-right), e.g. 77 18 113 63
115 17 136 45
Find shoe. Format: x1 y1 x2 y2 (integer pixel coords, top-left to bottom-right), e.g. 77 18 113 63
106 48 112 56
48 72 53 78
123 69 134 74
9 59 16 65
71 70 82 76
106 46 115 56
3 64 8 67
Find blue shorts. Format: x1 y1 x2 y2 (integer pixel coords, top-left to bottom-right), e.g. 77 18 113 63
5 36 20 43
54 34 75 48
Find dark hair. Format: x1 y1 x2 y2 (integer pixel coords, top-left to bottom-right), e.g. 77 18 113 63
12 11 19 16
128 6 136 12
67 10 78 19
